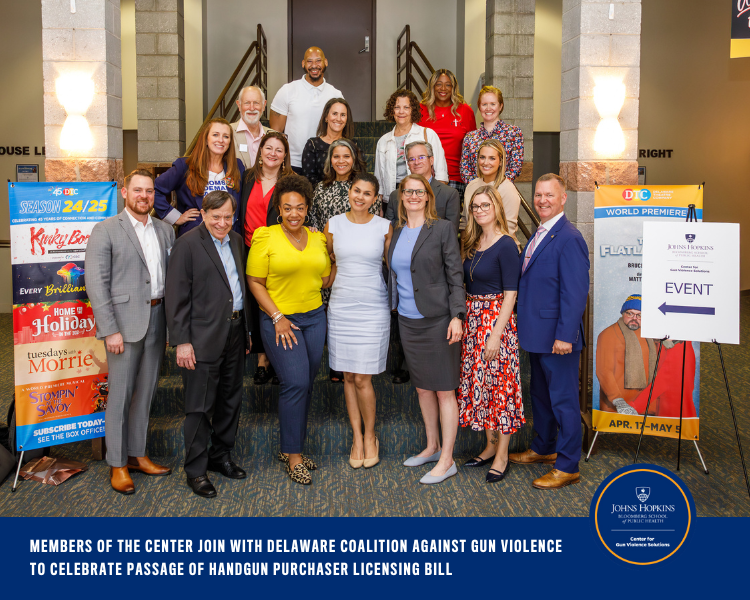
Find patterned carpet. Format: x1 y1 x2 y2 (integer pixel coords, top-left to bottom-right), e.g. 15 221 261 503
1 298 749 517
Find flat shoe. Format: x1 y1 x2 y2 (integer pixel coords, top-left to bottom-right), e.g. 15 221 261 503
486 462 510 483
464 455 494 467
278 451 317 471
404 450 441 467
253 365 272 385
287 462 312 485
207 459 246 479
187 475 217 498
420 462 457 485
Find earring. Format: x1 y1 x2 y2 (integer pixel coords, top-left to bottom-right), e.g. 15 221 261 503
258 158 263 165
304 214 310 224
277 215 282 224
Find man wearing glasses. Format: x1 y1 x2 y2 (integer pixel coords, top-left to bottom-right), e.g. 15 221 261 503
595 294 656 414
384 142 460 232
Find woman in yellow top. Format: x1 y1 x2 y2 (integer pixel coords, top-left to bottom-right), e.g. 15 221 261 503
247 174 333 485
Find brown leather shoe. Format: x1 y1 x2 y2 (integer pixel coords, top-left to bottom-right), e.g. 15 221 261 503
110 467 135 495
509 449 558 465
532 468 580 489
127 456 172 476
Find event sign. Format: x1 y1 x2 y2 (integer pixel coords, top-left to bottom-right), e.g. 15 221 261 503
641 222 740 345
592 186 702 440
8 182 116 451
731 1 750 58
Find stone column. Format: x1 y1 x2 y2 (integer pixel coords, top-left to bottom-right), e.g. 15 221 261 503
135 0 185 171
559 0 641 243
485 0 535 204
42 0 124 185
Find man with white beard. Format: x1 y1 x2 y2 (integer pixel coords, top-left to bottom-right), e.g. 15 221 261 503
231 86 273 169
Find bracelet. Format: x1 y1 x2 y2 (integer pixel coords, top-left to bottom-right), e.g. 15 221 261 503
272 313 284 325
270 310 282 321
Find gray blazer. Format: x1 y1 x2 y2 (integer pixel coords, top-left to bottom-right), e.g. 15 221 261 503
386 218 465 320
86 210 175 342
385 178 460 233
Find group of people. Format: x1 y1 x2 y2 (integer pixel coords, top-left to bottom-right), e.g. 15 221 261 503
85 46 590 498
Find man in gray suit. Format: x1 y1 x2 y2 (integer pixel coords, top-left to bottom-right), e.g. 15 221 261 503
86 169 175 495
384 141 460 384
232 85 273 169
384 141 460 232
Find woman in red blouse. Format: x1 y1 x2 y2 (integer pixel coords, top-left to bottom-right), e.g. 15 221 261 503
239 131 293 384
419 69 476 199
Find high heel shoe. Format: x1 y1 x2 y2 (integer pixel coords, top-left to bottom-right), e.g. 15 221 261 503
363 439 380 468
349 445 364 469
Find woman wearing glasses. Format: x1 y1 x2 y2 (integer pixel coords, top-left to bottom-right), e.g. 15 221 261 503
386 174 465 484
458 185 524 483
418 69 477 200
461 139 522 238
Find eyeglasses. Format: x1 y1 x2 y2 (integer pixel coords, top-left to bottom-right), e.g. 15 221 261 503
407 155 429 163
471 203 492 213
403 189 427 197
623 311 641 319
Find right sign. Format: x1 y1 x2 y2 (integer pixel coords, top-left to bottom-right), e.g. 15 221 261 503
641 222 740 345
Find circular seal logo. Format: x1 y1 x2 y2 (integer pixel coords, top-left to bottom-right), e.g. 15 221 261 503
590 464 694 565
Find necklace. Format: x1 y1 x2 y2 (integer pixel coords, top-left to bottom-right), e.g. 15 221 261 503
404 223 422 243
281 224 303 244
470 231 500 281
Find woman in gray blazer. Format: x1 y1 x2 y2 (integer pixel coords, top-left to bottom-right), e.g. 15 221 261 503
386 174 466 484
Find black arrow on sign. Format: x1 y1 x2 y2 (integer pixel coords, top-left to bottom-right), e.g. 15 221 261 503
658 302 715 316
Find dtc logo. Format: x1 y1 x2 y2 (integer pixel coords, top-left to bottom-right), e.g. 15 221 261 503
52 187 79 196
622 188 651 201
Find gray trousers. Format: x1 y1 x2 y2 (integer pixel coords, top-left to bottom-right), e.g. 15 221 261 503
105 304 166 467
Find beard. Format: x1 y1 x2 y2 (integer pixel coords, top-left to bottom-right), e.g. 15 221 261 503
243 111 261 126
626 321 640 331
305 64 326 81
126 198 152 216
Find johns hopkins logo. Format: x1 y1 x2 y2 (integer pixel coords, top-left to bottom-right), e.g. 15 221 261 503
685 234 696 243
636 487 651 502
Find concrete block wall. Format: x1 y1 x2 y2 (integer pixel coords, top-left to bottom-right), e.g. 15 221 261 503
42 0 123 184
136 0 186 163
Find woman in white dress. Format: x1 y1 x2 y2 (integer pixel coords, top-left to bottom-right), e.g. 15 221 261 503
324 172 393 469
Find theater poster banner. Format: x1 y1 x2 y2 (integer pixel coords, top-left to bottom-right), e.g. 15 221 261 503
8 181 117 451
592 185 703 441
731 1 750 58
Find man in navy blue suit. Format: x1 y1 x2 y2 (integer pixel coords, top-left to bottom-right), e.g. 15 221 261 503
510 173 590 489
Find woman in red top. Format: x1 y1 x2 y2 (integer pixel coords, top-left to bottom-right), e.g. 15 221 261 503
418 69 477 200
240 131 293 384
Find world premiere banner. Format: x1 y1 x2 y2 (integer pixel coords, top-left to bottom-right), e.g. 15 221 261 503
592 185 703 440
8 182 117 451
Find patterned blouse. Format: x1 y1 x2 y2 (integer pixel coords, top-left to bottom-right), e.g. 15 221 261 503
459 120 524 184
309 179 382 232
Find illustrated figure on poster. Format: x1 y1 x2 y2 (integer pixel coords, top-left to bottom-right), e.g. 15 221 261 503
595 294 656 414
628 340 697 418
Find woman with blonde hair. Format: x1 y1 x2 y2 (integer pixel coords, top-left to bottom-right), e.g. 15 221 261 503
418 69 476 199
154 117 244 236
386 173 465 484
460 85 524 184
460 139 522 238
458 185 524 483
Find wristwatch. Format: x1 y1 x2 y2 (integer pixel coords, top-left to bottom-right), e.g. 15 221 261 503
456 312 466 322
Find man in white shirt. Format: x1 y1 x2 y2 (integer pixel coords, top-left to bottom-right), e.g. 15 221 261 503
231 85 273 169
269 46 343 172
86 170 176 495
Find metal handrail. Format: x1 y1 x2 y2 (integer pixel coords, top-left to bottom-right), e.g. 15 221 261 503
186 24 267 155
396 25 434 98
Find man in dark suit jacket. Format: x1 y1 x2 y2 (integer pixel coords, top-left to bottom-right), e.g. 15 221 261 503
166 191 252 498
511 173 589 489
384 141 460 384
384 141 460 232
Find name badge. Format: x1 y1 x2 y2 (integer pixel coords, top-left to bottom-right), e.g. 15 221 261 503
239 144 248 153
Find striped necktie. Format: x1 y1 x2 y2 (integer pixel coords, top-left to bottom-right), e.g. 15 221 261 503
522 224 546 273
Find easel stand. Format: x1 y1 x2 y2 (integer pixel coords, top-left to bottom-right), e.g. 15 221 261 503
11 450 25 493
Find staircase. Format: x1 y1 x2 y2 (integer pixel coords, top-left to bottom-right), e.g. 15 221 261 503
352 121 392 174
145 335 534 463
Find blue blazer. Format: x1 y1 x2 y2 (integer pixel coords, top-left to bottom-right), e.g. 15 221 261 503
153 156 245 237
517 213 589 354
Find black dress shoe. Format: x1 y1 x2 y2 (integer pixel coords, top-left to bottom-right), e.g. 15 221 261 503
207 459 247 479
187 475 217 497
486 461 511 483
271 375 280 385
253 366 272 385
391 370 410 384
464 455 495 467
